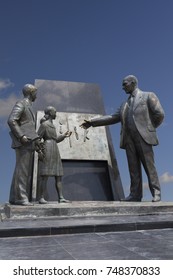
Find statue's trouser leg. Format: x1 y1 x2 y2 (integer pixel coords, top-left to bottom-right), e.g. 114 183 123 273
9 144 33 204
126 133 160 199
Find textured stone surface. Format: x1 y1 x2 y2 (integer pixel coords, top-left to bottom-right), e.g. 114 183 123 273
1 202 173 259
32 79 123 202
0 219 173 259
3 201 173 219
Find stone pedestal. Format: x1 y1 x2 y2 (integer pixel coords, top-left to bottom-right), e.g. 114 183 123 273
4 201 173 219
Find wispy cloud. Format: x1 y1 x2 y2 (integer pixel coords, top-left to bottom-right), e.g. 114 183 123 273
0 78 14 92
0 78 17 119
143 172 173 189
0 94 19 118
159 172 173 184
105 106 116 114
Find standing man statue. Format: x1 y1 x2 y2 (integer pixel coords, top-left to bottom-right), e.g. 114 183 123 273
80 75 164 202
8 84 41 206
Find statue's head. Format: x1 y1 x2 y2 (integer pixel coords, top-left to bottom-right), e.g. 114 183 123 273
44 106 57 120
22 84 37 101
122 75 138 94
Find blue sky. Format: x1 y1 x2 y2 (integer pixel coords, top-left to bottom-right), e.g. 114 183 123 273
0 0 173 203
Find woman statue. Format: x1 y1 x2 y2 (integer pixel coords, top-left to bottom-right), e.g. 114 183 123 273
37 106 71 204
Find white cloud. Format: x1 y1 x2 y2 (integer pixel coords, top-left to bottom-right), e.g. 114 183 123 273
0 94 19 118
142 172 173 189
0 78 14 92
0 78 17 119
159 172 173 184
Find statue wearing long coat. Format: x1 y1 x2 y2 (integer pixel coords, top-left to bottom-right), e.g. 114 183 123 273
8 98 39 205
37 120 66 176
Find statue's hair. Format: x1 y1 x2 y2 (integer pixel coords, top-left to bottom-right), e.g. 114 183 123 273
44 106 56 115
22 84 37 96
40 106 56 124
123 75 138 86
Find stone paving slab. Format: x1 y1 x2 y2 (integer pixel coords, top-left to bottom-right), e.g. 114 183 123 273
1 202 173 259
0 207 173 238
0 228 173 259
0 201 173 238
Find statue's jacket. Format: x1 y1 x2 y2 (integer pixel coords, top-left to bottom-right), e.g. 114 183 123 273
90 88 165 149
8 98 39 148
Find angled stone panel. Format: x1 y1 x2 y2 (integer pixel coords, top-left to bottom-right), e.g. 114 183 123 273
32 79 124 201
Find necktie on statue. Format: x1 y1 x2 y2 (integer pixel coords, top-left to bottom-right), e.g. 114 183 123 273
128 95 134 107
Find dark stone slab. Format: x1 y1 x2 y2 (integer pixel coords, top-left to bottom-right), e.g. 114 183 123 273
34 80 105 114
43 160 114 202
0 227 50 238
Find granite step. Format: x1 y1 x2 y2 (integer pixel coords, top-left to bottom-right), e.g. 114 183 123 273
2 201 173 219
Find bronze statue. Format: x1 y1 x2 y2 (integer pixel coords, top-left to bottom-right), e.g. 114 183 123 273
8 84 41 206
37 106 71 204
81 75 165 202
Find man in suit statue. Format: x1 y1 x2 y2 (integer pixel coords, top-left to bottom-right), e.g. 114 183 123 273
81 75 164 202
8 84 41 206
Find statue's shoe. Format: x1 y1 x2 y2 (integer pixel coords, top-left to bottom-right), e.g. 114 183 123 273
39 198 47 204
59 198 70 203
121 195 141 202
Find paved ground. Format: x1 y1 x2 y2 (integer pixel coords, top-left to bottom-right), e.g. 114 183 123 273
1 202 173 260
0 228 173 260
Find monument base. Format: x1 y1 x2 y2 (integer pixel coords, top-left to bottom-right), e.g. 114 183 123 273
3 201 173 219
1 202 173 238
